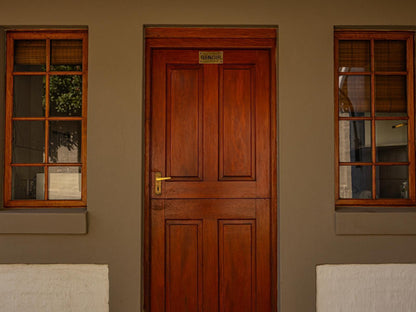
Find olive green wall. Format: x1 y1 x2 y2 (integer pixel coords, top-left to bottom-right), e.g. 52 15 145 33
1 0 416 311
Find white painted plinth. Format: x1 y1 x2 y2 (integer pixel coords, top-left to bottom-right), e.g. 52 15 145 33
317 264 416 312
0 264 109 312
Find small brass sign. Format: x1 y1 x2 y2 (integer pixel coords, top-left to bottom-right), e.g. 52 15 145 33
199 51 223 64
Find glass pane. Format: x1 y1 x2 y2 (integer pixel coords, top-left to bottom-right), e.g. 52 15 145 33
49 121 82 163
12 166 44 200
49 75 82 116
375 76 407 116
339 75 371 117
339 120 371 162
376 165 408 199
376 120 408 162
12 121 45 163
375 40 406 72
48 166 81 200
51 40 83 71
13 76 46 117
339 165 372 199
14 40 46 72
338 40 370 72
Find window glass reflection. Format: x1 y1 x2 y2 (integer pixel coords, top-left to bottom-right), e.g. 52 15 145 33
339 120 371 162
49 75 82 117
13 76 45 117
48 166 81 200
49 121 81 163
376 165 408 199
12 166 44 200
376 120 408 162
340 165 372 199
339 75 371 117
12 121 45 164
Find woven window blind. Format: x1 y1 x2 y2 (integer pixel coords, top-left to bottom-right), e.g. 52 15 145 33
51 40 82 65
339 39 407 113
14 39 82 65
339 40 370 71
14 40 45 65
375 40 406 71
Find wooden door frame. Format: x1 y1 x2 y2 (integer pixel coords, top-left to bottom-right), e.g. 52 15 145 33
143 26 278 311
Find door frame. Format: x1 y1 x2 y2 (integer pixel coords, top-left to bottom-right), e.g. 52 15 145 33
143 26 278 311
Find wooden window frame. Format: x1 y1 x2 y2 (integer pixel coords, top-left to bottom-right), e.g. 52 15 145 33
4 30 88 208
335 30 415 207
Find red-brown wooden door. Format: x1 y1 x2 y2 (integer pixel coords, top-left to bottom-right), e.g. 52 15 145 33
145 28 277 312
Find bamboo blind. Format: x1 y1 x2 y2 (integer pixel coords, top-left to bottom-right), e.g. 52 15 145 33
14 39 82 65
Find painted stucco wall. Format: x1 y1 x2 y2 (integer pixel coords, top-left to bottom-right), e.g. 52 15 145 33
1 0 416 311
317 264 416 312
0 264 109 312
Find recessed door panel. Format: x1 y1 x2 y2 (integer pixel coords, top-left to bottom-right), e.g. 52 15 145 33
220 66 255 180
219 220 256 312
166 65 203 180
166 220 202 312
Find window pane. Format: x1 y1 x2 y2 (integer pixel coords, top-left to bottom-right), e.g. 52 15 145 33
12 166 44 200
339 75 371 117
339 40 370 72
376 120 408 162
51 40 83 71
375 76 407 116
48 166 81 200
13 76 45 117
375 40 406 72
339 120 371 162
14 40 46 72
49 75 82 116
49 121 82 163
339 165 372 199
12 121 45 163
376 165 408 198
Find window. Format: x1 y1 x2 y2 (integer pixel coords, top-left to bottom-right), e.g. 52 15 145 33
335 31 414 206
4 30 87 208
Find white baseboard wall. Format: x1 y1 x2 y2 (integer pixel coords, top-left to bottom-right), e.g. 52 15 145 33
317 264 416 312
0 264 109 312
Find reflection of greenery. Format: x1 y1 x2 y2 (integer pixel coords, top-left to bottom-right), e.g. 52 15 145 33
50 66 82 116
42 65 82 116
41 65 82 162
49 122 81 163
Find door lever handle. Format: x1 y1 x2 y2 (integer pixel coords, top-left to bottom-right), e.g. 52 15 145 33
156 176 172 181
155 172 171 195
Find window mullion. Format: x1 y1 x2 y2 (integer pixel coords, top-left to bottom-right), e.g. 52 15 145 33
44 38 50 200
407 36 415 202
81 34 88 202
371 38 376 200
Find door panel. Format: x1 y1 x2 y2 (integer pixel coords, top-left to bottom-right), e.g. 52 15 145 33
166 65 203 180
151 199 270 312
146 28 276 312
151 49 270 199
219 65 256 180
165 220 203 312
219 220 256 312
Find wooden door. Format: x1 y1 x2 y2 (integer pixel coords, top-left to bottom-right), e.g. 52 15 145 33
144 28 277 312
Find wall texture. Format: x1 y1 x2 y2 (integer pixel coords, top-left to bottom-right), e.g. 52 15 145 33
317 264 416 312
1 0 416 311
0 264 108 312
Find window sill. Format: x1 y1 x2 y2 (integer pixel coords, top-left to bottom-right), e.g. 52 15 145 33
336 207 416 235
0 208 87 234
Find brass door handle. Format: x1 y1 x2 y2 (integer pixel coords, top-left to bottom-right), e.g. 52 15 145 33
155 172 171 195
156 176 172 181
